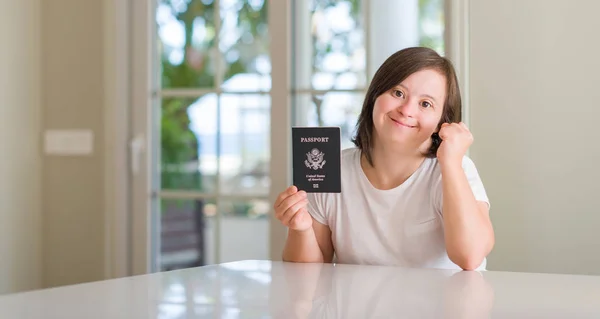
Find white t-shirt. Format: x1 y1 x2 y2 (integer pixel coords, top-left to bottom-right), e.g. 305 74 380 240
307 147 490 270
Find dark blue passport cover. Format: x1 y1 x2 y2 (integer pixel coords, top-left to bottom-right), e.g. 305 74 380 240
292 127 341 193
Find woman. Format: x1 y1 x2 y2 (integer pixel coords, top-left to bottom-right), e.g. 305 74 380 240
274 47 494 270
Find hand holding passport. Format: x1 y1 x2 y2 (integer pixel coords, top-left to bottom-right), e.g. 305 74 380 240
292 127 342 193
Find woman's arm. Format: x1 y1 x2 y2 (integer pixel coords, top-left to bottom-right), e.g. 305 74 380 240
275 186 335 263
440 162 495 270
436 122 495 270
283 218 335 263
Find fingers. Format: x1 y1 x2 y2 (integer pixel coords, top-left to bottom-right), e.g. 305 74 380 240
438 123 450 139
441 121 468 128
272 185 312 231
275 187 308 222
274 185 298 209
275 189 307 219
438 122 452 138
438 122 470 139
440 122 467 130
289 208 309 230
281 201 309 227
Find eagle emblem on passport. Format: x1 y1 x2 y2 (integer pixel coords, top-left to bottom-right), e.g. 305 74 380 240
305 148 326 170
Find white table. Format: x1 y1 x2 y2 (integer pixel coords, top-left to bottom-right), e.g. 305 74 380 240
0 260 598 318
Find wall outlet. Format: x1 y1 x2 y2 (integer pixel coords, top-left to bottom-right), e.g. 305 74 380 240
44 129 94 156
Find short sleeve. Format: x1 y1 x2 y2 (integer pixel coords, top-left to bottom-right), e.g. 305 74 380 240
433 156 490 214
307 192 329 225
462 156 490 208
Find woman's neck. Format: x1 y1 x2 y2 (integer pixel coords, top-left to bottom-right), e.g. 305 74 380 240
361 141 426 190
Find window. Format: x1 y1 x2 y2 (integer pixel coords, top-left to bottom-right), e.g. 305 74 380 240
154 0 271 271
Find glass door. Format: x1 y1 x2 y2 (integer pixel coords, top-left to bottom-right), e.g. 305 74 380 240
132 0 276 274
153 0 273 272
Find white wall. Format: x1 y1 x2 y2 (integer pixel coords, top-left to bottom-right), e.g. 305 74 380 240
469 0 600 275
0 0 42 293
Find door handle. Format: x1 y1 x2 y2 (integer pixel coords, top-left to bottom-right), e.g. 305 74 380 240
130 134 146 176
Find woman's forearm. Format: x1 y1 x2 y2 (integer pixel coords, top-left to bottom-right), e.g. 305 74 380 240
441 162 495 270
282 228 325 263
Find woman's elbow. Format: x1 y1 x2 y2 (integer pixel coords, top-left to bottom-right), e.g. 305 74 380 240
451 254 484 270
449 235 495 270
448 246 489 270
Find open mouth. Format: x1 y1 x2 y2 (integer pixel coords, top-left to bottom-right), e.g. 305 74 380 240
389 116 416 128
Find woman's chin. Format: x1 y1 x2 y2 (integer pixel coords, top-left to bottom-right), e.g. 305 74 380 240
388 131 415 144
379 134 431 153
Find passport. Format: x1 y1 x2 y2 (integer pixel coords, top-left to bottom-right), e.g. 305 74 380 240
292 127 341 193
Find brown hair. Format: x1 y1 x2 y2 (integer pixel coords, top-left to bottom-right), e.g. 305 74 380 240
351 47 462 165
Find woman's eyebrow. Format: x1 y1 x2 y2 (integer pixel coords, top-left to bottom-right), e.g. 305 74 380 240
396 84 438 103
421 94 437 103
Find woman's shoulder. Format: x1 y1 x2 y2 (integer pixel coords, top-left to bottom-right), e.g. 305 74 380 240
427 155 480 170
341 147 360 157
413 155 481 184
432 155 481 172
424 155 484 189
341 147 361 170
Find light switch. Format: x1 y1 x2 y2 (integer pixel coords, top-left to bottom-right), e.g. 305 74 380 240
44 129 94 156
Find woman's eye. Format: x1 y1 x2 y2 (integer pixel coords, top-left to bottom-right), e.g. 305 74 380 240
393 90 404 98
421 101 432 108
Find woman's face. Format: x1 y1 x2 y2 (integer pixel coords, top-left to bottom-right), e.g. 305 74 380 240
372 68 447 152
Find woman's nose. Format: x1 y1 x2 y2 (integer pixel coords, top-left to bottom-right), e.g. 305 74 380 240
397 99 418 117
